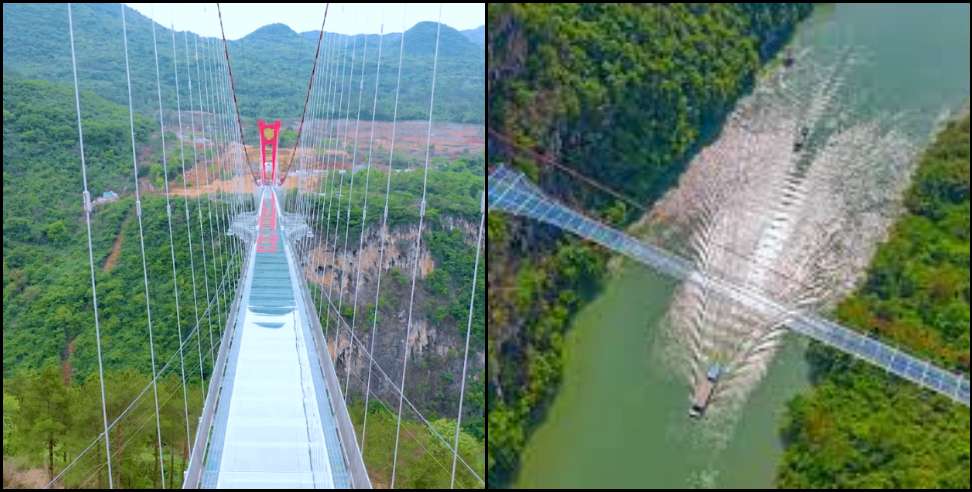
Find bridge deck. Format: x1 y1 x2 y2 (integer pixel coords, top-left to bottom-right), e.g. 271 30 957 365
194 188 355 488
488 165 970 407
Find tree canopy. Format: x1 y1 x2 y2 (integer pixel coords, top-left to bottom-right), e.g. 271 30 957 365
778 115 971 489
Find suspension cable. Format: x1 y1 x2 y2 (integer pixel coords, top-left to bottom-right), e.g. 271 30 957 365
301 43 328 218
451 188 485 488
362 4 408 455
209 33 244 294
488 127 647 212
76 350 206 489
215 3 255 181
392 8 442 487
66 3 113 487
280 3 330 186
150 9 192 459
120 5 165 485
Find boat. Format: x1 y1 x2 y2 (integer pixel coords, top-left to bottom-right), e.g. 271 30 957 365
793 126 809 152
689 364 722 419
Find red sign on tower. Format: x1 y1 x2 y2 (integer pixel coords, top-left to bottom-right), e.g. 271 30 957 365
257 119 281 185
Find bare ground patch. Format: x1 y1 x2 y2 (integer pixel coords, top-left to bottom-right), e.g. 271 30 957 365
102 211 132 272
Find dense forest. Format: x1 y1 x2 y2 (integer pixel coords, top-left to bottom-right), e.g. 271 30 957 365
486 3 813 486
3 77 239 378
777 115 971 489
2 3 484 124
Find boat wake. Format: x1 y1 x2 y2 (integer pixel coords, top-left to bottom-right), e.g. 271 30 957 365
645 44 922 449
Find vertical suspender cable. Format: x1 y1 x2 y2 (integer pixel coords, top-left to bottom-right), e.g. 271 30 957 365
391 7 441 487
172 25 208 405
211 34 242 296
197 34 226 345
306 33 331 224
349 23 384 415
308 33 342 297
362 6 407 454
299 31 328 261
451 189 485 489
150 11 192 462
66 4 113 487
196 34 224 355
211 36 243 299
185 31 217 368
315 34 350 326
300 49 325 220
298 30 328 245
207 33 234 339
341 32 371 399
324 36 358 340
120 5 165 486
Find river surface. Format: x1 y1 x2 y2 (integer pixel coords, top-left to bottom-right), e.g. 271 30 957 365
515 4 970 489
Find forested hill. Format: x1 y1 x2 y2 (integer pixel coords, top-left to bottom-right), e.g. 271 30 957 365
2 75 222 379
777 115 971 489
3 78 152 239
2 3 484 123
486 3 812 486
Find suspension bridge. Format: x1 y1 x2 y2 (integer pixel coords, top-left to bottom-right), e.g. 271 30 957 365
487 164 970 408
45 3 484 489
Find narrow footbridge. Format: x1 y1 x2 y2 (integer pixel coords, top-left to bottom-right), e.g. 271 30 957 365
488 164 970 407
184 187 367 488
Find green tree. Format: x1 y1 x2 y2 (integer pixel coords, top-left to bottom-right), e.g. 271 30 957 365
10 365 72 481
3 391 19 456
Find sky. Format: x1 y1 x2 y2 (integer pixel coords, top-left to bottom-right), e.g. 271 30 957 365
126 3 484 39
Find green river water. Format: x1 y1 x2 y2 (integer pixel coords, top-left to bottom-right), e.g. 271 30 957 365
515 4 970 489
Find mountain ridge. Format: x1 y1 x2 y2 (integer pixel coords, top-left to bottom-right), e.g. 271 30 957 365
2 3 484 123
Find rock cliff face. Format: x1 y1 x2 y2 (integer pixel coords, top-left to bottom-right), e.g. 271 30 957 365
301 216 483 420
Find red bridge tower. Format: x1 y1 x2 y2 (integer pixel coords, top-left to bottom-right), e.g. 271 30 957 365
257 119 281 185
